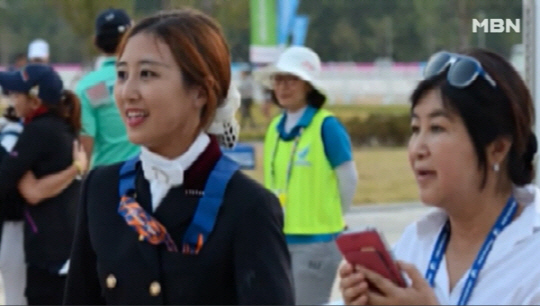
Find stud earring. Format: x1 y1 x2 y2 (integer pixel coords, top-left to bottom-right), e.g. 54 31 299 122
493 163 500 172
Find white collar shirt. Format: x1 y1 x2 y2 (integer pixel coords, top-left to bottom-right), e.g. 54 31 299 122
392 184 540 305
139 132 210 211
284 106 307 133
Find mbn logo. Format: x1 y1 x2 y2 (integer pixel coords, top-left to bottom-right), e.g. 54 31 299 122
472 19 521 33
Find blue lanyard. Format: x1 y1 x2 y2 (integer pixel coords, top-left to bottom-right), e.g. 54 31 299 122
425 197 518 305
270 127 303 191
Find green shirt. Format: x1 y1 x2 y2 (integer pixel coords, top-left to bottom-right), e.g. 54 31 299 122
76 57 139 168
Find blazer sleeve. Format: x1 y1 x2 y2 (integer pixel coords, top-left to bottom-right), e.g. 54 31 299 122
0 123 46 199
233 185 295 305
63 169 105 305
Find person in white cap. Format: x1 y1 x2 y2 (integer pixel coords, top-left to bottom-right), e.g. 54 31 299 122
259 46 358 305
27 39 50 64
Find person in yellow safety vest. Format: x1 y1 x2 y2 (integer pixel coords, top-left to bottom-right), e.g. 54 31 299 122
259 46 359 305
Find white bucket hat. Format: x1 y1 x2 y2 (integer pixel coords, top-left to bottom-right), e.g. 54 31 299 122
256 46 326 97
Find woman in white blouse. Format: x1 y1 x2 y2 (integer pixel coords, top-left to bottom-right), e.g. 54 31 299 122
339 48 540 305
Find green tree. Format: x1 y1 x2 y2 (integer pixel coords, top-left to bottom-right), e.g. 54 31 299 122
0 0 84 64
0 0 523 65
133 0 250 62
54 0 135 62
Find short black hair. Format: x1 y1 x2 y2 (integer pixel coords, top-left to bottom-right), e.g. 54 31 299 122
95 32 124 54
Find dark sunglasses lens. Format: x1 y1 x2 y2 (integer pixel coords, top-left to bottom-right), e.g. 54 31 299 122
447 59 479 88
424 52 452 78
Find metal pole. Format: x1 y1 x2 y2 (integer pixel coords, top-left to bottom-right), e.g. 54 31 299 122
478 10 486 48
523 0 540 185
387 16 393 58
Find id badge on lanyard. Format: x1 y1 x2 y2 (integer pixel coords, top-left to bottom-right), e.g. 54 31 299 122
424 197 518 305
278 191 288 207
270 128 303 212
273 189 288 208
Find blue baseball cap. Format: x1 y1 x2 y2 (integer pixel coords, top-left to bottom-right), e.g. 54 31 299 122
0 64 64 105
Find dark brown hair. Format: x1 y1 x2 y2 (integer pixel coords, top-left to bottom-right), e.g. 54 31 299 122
46 90 82 134
116 9 231 131
3 106 19 122
411 48 536 187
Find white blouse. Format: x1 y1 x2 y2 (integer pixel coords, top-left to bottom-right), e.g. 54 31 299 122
284 106 307 133
393 185 540 305
329 185 540 305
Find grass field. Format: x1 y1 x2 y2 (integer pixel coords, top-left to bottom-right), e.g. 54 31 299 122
242 144 419 205
238 103 409 141
240 103 417 204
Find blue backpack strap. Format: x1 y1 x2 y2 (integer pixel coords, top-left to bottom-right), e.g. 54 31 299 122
118 155 140 198
182 155 239 254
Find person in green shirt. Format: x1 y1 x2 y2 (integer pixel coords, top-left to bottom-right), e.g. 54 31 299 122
77 8 139 168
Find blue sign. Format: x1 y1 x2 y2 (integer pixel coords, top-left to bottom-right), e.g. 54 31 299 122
221 143 256 170
278 0 300 45
292 15 309 46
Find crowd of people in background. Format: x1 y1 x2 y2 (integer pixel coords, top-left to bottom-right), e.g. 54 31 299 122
0 5 538 306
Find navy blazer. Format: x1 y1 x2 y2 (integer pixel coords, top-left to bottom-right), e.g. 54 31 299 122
64 139 295 305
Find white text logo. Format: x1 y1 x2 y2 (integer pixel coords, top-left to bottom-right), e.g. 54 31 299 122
472 19 520 33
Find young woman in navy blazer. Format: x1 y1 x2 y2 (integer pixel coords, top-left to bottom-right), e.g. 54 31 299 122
64 9 294 305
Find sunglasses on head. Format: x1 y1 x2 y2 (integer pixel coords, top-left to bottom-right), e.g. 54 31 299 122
423 51 496 88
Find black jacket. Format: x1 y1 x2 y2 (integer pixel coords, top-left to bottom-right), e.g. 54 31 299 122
64 139 295 305
0 126 25 222
0 112 80 269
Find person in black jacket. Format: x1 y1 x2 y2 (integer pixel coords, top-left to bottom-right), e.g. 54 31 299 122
64 9 294 305
0 64 87 305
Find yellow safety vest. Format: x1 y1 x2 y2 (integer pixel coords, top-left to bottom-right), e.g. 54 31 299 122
264 108 344 234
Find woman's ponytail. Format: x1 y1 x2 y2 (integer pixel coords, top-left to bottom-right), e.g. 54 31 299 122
59 90 82 134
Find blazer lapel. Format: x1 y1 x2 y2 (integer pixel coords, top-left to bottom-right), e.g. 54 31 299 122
153 186 199 232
